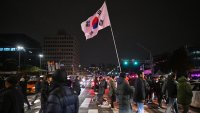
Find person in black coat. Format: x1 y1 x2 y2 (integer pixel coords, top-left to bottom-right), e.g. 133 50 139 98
31 77 42 105
45 69 79 113
40 75 51 113
19 76 31 110
164 73 179 113
134 71 146 113
154 76 164 108
0 76 24 113
73 76 81 95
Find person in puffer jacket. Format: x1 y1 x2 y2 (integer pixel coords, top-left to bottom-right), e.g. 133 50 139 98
177 76 193 113
45 69 79 113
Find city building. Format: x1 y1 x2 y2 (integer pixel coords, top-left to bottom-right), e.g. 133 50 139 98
186 45 200 79
186 45 200 69
153 52 171 74
43 31 80 75
0 33 42 72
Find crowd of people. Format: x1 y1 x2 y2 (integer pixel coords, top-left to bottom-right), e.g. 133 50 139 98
0 69 80 113
93 71 193 113
0 69 194 113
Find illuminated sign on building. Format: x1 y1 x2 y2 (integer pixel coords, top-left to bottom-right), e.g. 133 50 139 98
0 48 16 51
191 74 200 77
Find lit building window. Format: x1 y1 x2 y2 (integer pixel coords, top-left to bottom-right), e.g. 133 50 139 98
0 48 3 51
193 51 200 54
4 48 10 51
11 48 16 51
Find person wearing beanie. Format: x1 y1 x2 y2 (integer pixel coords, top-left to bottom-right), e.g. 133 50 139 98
45 69 79 113
0 76 24 113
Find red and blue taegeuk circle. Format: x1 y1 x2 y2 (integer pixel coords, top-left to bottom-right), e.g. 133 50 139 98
92 17 99 29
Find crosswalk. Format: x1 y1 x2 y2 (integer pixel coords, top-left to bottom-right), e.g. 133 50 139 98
26 96 199 113
24 86 200 113
79 97 151 113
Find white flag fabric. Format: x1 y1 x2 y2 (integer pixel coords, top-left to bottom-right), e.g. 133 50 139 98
81 2 111 40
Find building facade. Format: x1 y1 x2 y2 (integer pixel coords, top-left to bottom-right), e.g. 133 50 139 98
43 32 80 75
187 45 200 69
0 33 41 72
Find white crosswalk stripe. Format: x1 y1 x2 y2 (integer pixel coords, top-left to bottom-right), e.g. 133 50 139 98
111 106 150 113
88 109 98 113
80 98 92 108
35 105 41 109
34 99 40 104
111 108 118 113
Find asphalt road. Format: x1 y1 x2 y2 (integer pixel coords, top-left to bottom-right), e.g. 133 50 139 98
25 81 200 113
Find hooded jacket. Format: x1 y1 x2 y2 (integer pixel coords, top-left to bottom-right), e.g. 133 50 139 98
177 76 193 105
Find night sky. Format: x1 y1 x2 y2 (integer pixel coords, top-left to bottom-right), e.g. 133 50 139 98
0 0 199 66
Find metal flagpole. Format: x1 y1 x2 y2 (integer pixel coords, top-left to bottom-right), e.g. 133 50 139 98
105 1 122 72
110 26 122 72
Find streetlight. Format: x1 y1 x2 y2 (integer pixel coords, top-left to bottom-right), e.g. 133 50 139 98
38 54 44 69
17 45 24 71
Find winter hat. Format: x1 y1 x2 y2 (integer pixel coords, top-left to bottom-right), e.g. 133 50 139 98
52 69 67 83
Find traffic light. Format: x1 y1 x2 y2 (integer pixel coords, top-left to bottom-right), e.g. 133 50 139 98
133 61 138 65
123 60 129 66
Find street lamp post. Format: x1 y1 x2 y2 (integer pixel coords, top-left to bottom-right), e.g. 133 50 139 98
39 54 44 69
17 46 24 71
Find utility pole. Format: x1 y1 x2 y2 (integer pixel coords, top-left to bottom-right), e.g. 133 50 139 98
136 43 154 75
